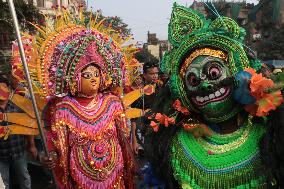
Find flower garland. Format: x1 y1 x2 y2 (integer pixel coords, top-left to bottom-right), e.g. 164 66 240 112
148 99 211 137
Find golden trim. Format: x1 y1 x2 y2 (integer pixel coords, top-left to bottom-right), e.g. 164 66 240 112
180 48 228 77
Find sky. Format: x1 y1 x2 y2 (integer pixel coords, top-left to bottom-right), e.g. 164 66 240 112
88 0 258 43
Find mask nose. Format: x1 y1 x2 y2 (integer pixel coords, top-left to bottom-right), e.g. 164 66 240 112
200 82 213 92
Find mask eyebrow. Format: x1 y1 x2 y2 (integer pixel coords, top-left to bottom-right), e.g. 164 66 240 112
81 71 92 75
189 56 213 69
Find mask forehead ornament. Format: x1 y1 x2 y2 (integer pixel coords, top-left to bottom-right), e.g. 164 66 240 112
180 48 228 78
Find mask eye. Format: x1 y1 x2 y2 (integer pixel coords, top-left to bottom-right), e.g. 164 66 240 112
82 72 92 79
208 64 222 80
187 73 200 87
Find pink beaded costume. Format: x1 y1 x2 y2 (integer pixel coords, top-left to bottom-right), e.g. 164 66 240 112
46 94 129 188
15 10 138 189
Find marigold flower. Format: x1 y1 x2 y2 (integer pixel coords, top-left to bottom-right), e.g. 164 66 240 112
244 68 283 116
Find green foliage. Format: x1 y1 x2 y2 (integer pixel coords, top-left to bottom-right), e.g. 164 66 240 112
104 16 131 37
0 0 44 42
83 10 131 37
0 0 43 73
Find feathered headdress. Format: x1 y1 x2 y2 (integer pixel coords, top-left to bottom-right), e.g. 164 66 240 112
11 8 139 98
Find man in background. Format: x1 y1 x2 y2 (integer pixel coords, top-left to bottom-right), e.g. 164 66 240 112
0 74 37 189
131 60 162 155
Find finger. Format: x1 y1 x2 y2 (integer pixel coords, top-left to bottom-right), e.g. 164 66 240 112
134 148 139 155
46 162 57 169
47 165 55 170
32 151 38 158
49 164 57 169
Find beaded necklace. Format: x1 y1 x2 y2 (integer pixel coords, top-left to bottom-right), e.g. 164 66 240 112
171 116 266 189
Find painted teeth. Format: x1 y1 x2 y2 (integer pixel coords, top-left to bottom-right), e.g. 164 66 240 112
220 87 225 94
215 91 221 97
209 94 215 99
195 88 227 103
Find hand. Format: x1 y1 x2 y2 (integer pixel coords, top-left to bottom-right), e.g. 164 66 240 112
132 140 139 155
39 151 58 170
27 145 38 160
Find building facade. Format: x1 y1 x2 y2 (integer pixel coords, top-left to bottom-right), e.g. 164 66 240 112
144 31 170 61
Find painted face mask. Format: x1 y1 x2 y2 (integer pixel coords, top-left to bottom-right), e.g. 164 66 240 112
184 54 241 123
161 3 263 124
80 65 101 97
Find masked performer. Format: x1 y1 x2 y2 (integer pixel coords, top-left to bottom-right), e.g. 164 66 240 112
5 10 138 189
144 3 284 189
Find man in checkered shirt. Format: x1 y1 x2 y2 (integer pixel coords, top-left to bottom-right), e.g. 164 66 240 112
0 75 37 189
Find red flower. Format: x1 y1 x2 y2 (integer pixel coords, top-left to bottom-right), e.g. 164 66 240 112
150 121 159 132
207 150 214 155
155 113 175 127
180 108 190 115
173 100 190 115
167 117 176 125
173 100 182 111
155 113 163 122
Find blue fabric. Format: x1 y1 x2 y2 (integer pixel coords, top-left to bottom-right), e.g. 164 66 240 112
139 163 165 189
0 154 31 189
233 71 256 105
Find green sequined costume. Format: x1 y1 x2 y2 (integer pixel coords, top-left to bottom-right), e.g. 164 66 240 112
146 3 274 189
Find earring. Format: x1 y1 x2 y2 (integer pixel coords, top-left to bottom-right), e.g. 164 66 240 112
70 82 78 96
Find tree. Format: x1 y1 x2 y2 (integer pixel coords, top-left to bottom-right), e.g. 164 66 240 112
0 0 44 47
103 16 131 37
83 10 131 38
134 48 159 63
0 0 44 74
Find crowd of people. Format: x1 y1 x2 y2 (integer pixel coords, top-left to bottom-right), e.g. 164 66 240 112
0 3 284 189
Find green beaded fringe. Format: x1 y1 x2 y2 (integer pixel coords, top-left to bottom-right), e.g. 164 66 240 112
171 121 266 189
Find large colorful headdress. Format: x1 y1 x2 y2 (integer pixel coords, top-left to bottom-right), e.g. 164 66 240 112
12 9 139 98
162 3 262 111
